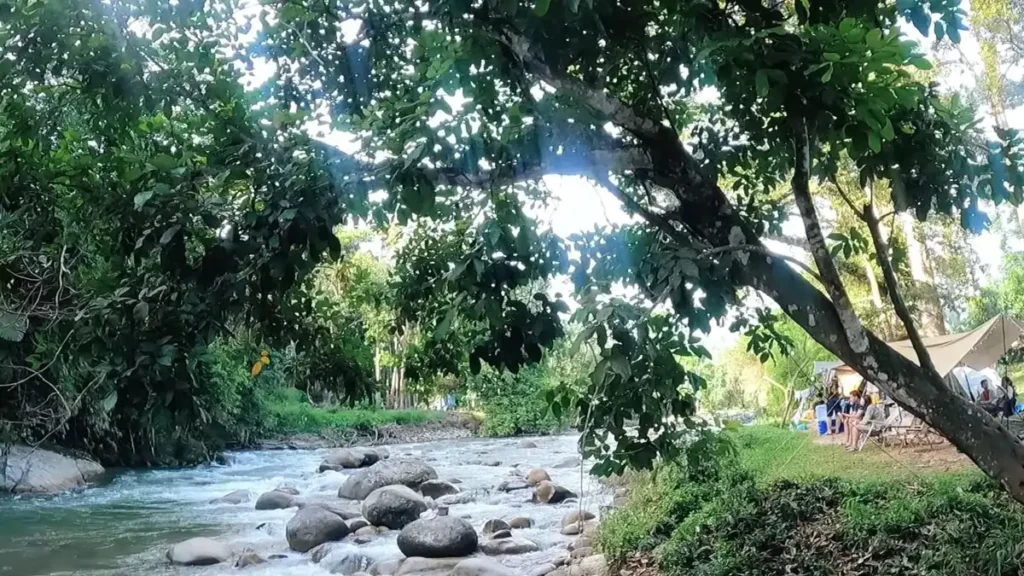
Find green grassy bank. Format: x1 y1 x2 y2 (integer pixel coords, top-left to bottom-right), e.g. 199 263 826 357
599 426 1023 576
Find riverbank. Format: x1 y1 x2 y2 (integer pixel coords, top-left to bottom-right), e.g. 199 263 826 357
599 426 1022 576
258 410 484 450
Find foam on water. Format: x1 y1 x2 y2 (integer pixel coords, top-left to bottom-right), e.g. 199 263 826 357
0 435 610 576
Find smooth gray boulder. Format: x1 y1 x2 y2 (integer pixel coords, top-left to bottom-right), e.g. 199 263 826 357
300 499 362 519
361 485 428 529
1 445 104 494
255 490 297 510
235 551 265 568
324 551 372 575
319 448 382 472
508 517 533 529
166 537 231 566
210 489 250 505
397 516 478 558
479 537 540 556
561 510 596 527
286 506 351 552
526 469 550 486
553 457 581 469
419 479 461 499
339 460 438 500
452 558 516 576
347 517 371 532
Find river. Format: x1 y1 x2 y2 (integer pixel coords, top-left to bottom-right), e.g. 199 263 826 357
0 435 610 576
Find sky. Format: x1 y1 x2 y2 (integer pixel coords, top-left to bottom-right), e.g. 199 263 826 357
240 5 1024 355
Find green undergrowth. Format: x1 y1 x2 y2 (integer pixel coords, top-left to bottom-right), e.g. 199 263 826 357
598 427 1024 576
267 388 444 435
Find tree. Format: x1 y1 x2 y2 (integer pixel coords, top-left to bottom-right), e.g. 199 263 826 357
246 0 1024 493
7 0 1024 501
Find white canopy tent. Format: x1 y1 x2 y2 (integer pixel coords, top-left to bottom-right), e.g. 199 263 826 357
833 314 1023 399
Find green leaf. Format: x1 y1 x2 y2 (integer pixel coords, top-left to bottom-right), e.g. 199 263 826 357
909 57 933 70
133 301 149 321
0 312 27 342
823 52 840 62
567 0 581 11
534 0 550 16
101 391 118 414
150 153 177 171
934 20 946 42
133 190 154 209
821 64 833 83
434 306 458 339
881 118 895 141
754 69 769 98
866 28 883 49
868 131 882 153
159 224 181 245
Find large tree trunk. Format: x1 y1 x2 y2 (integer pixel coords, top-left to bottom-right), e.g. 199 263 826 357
899 212 947 336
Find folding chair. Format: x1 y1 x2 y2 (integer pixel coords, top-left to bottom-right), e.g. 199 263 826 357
856 408 904 451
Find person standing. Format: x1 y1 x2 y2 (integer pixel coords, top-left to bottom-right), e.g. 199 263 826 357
1001 376 1017 417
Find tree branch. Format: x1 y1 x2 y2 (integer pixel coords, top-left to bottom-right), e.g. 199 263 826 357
863 206 942 380
790 118 869 353
700 245 823 283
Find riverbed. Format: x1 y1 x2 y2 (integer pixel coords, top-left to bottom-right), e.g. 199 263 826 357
0 435 610 576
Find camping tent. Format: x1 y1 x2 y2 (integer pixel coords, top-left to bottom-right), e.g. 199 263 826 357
834 314 1023 397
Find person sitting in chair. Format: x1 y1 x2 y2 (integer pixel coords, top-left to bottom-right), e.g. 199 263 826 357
844 395 884 451
978 379 1002 416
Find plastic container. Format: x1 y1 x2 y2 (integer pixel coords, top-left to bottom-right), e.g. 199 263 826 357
814 404 828 421
817 419 828 435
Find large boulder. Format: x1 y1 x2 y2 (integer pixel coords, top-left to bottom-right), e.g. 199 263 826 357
525 469 550 486
398 516 478 558
361 485 428 529
569 555 608 576
553 457 581 469
561 511 596 527
518 440 539 449
478 537 540 556
533 481 576 504
339 460 438 500
255 490 297 510
452 558 516 576
347 517 371 532
286 506 351 552
419 479 461 499
1 445 104 494
320 448 382 472
166 537 231 566
369 559 405 576
300 499 362 519
210 489 250 505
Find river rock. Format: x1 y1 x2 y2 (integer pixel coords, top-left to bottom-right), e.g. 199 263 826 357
561 511 596 527
301 499 362 520
438 491 477 506
420 479 461 498
255 490 297 510
311 543 334 563
362 485 428 529
452 558 516 576
568 536 593 551
286 506 351 552
235 551 265 568
1 445 104 494
497 479 530 492
214 452 236 466
552 553 569 567
339 460 439 500
481 519 511 535
490 529 512 540
570 547 594 559
320 448 382 472
395 557 464 576
553 457 581 469
560 520 598 536
353 525 378 544
398 516 478 558
533 481 575 504
526 468 550 486
447 478 463 484
347 517 371 532
210 489 250 505
530 564 557 576
479 537 539 556
166 537 231 566
276 486 301 495
508 517 533 529
518 440 538 449
570 555 607 576
325 552 372 575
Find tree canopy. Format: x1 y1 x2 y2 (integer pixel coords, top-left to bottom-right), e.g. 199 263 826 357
4 0 1024 498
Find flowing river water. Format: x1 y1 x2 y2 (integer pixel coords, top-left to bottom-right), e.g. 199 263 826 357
0 435 611 576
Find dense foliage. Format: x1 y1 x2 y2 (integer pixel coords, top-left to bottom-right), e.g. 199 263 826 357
600 430 1024 576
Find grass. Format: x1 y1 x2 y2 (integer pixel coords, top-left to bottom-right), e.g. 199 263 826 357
266 388 445 435
732 425 981 483
599 426 1024 576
